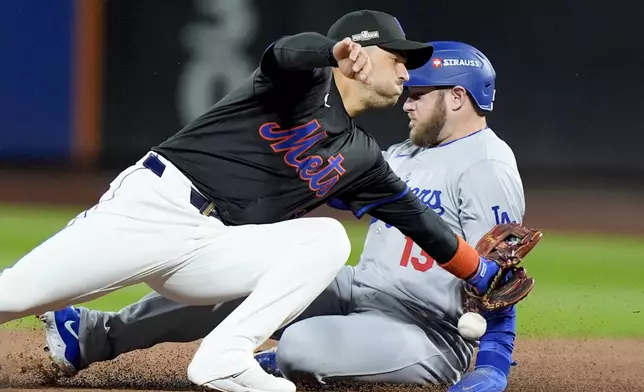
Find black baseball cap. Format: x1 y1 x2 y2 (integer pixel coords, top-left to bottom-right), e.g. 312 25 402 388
327 10 433 70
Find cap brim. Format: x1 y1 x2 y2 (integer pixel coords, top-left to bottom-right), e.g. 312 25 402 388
377 40 434 70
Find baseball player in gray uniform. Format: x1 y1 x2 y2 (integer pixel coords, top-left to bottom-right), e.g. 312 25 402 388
41 41 522 392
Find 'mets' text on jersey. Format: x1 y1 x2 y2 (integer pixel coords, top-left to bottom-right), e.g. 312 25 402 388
152 33 403 226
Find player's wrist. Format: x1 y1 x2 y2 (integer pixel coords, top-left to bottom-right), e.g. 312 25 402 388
475 349 512 376
439 236 480 279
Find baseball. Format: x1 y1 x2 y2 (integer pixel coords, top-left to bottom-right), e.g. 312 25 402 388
458 312 487 340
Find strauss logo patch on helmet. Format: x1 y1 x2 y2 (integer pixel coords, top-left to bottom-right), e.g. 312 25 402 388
433 58 482 68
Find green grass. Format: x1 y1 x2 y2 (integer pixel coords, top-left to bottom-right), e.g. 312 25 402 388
513 233 644 338
0 204 642 338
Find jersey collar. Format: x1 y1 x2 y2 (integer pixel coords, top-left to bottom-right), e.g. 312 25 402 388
434 127 490 148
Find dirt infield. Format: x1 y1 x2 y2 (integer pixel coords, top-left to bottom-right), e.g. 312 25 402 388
0 329 643 392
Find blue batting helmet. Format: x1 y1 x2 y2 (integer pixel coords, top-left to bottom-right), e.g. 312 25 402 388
405 41 496 111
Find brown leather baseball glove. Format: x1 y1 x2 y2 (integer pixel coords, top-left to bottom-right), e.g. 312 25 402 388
462 223 543 312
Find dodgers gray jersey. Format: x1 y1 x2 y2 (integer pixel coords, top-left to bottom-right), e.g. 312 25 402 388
353 127 525 325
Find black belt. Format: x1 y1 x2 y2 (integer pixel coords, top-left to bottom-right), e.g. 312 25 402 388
142 154 220 219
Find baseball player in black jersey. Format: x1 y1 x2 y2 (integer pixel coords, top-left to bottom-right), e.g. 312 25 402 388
3 9 502 392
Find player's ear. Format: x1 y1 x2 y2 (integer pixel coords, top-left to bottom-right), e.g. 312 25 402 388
450 86 468 111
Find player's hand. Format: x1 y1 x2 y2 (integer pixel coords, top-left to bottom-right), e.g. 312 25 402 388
333 37 373 85
448 366 507 392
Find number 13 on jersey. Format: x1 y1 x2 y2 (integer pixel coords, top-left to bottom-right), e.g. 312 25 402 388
399 236 434 272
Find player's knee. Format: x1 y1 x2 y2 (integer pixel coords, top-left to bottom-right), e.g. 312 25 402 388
0 268 54 320
0 284 41 319
313 218 351 264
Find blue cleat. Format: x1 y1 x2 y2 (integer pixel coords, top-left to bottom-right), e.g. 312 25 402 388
254 347 282 377
39 306 81 377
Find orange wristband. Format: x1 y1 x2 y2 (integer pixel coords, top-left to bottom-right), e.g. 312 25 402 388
439 236 480 279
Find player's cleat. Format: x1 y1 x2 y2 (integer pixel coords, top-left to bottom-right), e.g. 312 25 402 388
39 306 81 377
254 347 282 377
200 360 295 392
466 257 500 295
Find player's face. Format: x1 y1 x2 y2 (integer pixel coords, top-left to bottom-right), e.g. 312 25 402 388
403 86 447 147
360 47 409 108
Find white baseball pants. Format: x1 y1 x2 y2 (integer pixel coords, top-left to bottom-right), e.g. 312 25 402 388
0 151 351 384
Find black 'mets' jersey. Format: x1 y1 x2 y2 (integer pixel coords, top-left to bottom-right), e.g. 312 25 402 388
153 32 459 262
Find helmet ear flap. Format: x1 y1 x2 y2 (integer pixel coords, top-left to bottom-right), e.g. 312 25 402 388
469 78 496 112
479 80 496 112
